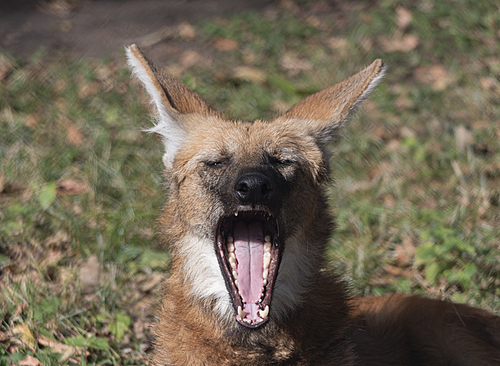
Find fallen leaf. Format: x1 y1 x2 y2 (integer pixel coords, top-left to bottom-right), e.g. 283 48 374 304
386 139 400 151
480 77 500 93
384 264 412 277
44 231 70 246
12 324 36 349
140 273 164 293
178 22 195 40
414 65 456 91
25 114 39 128
38 334 83 362
213 38 238 51
0 331 8 342
455 125 473 152
66 122 84 146
379 32 419 52
19 355 42 366
180 50 201 69
327 37 348 50
78 80 100 98
13 302 28 316
233 66 266 84
396 6 412 30
280 54 313 75
57 178 90 195
78 255 103 294
394 235 416 266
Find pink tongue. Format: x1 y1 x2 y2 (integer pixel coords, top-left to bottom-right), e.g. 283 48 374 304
233 221 264 307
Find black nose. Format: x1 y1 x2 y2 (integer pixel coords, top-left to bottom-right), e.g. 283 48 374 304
235 173 273 205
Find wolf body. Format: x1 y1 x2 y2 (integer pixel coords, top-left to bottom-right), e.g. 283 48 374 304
126 45 500 365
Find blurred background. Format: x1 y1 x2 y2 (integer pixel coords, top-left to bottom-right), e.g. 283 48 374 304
1 0 499 364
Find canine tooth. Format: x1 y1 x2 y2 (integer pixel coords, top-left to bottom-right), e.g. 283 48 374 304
262 269 269 279
264 242 271 252
263 252 271 269
235 212 238 217
264 235 271 243
238 306 247 318
259 305 269 319
229 257 237 269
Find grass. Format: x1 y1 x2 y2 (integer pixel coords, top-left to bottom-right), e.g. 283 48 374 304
1 0 500 364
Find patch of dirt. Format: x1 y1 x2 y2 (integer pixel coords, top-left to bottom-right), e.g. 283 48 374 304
0 0 272 61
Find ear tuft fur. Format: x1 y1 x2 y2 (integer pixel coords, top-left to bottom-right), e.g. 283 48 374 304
126 44 187 169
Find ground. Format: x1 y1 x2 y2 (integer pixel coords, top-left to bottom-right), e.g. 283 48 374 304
1 0 499 365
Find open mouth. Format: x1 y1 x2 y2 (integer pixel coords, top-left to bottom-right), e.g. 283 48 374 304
216 210 281 328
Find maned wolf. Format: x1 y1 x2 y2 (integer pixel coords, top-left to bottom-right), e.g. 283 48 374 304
126 45 500 365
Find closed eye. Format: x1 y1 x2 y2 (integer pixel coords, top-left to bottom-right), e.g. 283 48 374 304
269 156 295 167
204 158 228 168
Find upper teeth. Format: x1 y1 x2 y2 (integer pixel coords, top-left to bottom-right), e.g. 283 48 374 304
263 252 271 269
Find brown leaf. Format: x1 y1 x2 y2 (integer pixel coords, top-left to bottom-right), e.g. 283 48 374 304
38 334 83 361
394 235 416 266
178 22 195 40
66 122 84 146
25 114 40 128
327 37 348 50
13 302 28 316
140 273 164 293
213 38 238 51
44 231 70 246
379 32 419 52
455 125 473 152
414 65 456 91
19 355 42 366
396 6 412 30
480 77 500 93
180 50 201 69
280 53 313 75
233 66 267 84
0 331 9 342
57 178 90 195
384 264 412 277
78 255 102 294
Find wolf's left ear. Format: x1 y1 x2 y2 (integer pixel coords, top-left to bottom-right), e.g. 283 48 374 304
126 44 220 169
274 59 385 147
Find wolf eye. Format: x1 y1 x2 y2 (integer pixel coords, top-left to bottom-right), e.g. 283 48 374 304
270 156 294 166
205 159 227 168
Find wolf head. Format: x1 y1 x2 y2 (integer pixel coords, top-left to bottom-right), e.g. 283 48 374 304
127 45 385 329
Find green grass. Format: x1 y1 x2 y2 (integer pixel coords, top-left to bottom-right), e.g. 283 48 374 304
1 0 500 364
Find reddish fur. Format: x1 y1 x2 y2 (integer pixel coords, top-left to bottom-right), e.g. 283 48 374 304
126 45 500 365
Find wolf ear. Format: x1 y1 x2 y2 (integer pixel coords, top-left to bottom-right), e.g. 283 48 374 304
275 59 385 147
126 44 220 169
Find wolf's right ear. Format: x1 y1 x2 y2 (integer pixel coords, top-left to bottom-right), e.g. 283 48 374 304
274 59 385 149
126 44 219 169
